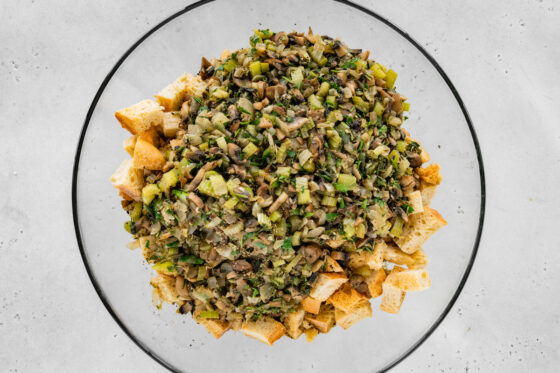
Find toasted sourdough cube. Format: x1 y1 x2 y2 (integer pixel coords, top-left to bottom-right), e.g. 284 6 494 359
309 272 348 302
155 73 190 111
137 127 160 147
304 306 335 333
285 307 305 339
348 241 385 270
395 207 447 254
386 269 431 291
133 138 166 170
198 318 230 339
305 327 319 342
123 135 137 156
241 317 286 346
301 296 322 314
162 112 182 138
380 267 406 314
364 269 386 298
110 159 144 201
115 99 164 135
416 163 442 185
220 48 230 59
409 248 428 269
405 190 424 215
150 274 179 304
420 147 430 164
419 180 438 207
334 301 372 330
383 245 414 266
328 283 368 313
324 256 344 272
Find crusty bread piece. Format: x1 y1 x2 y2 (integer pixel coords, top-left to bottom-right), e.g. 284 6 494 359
133 138 166 170
123 135 137 156
409 248 428 269
405 190 424 215
184 73 208 100
379 267 406 314
220 48 231 60
150 274 179 304
115 99 164 135
364 268 386 298
309 272 348 302
304 327 319 342
395 207 447 254
348 241 385 270
162 112 182 138
327 283 368 314
198 319 230 339
385 269 431 291
137 127 160 147
155 73 190 111
419 180 438 207
110 159 144 201
301 296 322 314
241 316 286 346
334 301 372 330
138 236 154 260
324 255 344 272
304 306 335 333
416 163 442 185
285 306 305 339
420 147 430 164
383 244 415 266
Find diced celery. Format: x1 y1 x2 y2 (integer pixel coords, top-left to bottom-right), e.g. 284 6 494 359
326 129 341 149
326 110 343 124
199 142 209 151
295 177 310 204
249 61 262 77
197 179 215 197
276 140 291 163
353 96 370 112
224 197 239 210
142 184 161 205
199 310 220 319
355 59 367 70
292 231 301 246
372 63 386 79
396 141 407 153
317 81 330 97
390 216 404 237
354 266 371 277
243 142 259 158
291 68 303 88
237 97 254 118
355 223 366 238
212 112 229 128
212 88 229 99
385 69 397 88
284 254 303 273
302 159 315 172
152 261 176 274
308 94 323 110
273 259 286 268
223 59 236 72
274 219 287 237
208 172 228 196
197 266 207 281
269 210 282 222
260 62 269 73
217 136 228 152
321 196 337 207
343 218 356 238
326 95 337 108
373 145 390 156
159 169 179 193
276 166 292 178
374 101 385 117
402 102 410 111
130 202 143 222
337 174 357 191
124 221 133 234
257 213 272 228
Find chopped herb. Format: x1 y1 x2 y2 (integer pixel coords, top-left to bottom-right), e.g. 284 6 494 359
326 213 338 222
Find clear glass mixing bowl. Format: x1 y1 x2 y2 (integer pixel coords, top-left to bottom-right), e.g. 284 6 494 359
72 1 485 371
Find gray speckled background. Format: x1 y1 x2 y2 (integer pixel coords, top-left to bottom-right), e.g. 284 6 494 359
1 0 559 372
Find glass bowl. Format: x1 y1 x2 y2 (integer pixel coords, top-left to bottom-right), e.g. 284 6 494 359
72 0 485 371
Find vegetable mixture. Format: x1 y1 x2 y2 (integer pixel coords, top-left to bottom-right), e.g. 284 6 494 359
115 28 444 343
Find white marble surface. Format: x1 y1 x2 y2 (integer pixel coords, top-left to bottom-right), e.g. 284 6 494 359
1 0 559 372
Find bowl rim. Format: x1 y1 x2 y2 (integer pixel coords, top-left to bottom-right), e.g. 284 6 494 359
71 0 486 371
